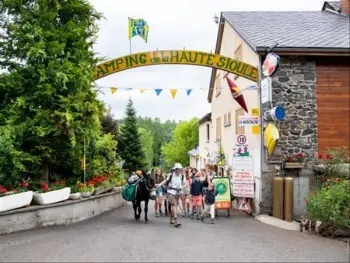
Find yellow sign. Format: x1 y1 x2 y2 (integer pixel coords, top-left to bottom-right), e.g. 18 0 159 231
94 50 259 82
263 123 280 156
80 157 86 170
251 108 260 135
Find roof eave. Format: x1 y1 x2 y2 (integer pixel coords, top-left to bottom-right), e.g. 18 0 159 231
256 46 350 56
208 14 225 103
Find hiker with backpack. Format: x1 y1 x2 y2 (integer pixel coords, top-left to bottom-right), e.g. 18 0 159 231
155 163 185 228
154 169 165 217
201 181 218 224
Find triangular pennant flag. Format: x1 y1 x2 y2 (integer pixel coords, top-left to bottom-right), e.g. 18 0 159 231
186 89 192 96
170 89 177 99
226 77 248 113
155 89 162 96
140 89 145 94
200 88 205 92
110 87 117 95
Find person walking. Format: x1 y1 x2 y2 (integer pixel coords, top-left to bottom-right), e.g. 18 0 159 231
154 169 165 217
190 171 204 220
201 181 218 224
156 163 185 228
180 168 192 217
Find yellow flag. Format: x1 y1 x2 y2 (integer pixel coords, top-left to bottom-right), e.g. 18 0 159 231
110 87 117 95
170 89 177 99
140 89 145 94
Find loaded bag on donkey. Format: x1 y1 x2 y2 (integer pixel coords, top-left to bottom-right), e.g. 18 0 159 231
122 183 138 202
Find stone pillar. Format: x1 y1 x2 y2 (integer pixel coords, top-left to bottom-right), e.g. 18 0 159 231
260 56 318 215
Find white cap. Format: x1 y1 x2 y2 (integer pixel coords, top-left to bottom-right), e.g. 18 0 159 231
172 163 183 170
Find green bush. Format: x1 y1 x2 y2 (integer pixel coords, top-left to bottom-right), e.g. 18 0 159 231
307 179 350 228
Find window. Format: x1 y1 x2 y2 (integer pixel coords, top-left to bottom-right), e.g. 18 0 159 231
206 123 210 142
224 112 232 127
216 117 222 141
228 111 232 125
234 44 243 80
215 71 221 96
235 108 245 135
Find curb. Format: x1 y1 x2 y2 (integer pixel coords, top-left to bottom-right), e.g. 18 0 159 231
255 214 300 231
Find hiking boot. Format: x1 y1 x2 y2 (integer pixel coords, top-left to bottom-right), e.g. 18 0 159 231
200 215 204 222
159 210 163 216
182 212 187 217
155 212 159 217
174 218 181 228
211 218 215 224
169 217 175 224
191 213 195 220
196 214 201 220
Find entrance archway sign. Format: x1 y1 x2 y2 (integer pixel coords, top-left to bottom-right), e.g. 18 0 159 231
94 50 259 82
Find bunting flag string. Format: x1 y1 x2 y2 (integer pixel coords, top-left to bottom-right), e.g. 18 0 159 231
110 87 118 94
170 89 177 99
155 89 162 96
186 89 192 96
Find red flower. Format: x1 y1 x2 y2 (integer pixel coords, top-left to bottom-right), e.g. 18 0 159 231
297 152 303 157
55 180 59 186
77 183 82 188
304 199 308 203
318 153 323 159
40 182 47 187
42 185 50 192
325 154 331 159
0 186 8 194
23 182 29 188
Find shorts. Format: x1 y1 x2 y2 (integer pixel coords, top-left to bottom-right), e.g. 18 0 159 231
167 193 179 206
192 195 203 206
156 187 164 197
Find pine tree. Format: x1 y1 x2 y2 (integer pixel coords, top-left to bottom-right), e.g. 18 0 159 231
118 99 145 173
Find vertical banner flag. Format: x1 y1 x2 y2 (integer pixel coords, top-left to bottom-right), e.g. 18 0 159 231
226 77 248 113
170 89 177 99
128 18 149 43
110 87 118 95
186 89 192 96
155 89 162 96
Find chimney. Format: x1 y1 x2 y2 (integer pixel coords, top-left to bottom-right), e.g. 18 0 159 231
340 0 350 15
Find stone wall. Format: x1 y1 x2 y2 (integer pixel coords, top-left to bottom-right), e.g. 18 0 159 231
260 56 318 216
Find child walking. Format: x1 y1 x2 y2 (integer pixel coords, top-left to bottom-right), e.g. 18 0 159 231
190 172 203 220
201 182 218 224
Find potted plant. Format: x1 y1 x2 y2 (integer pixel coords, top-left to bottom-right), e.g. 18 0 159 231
77 181 94 198
69 185 82 200
89 175 108 196
0 181 34 213
32 180 71 205
285 152 305 169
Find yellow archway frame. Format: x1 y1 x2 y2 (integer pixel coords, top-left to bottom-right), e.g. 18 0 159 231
94 50 259 82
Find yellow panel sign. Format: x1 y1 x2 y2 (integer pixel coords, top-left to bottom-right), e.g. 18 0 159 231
263 123 280 156
251 108 260 135
94 50 259 82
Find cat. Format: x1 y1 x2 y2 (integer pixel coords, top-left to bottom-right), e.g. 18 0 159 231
300 215 317 232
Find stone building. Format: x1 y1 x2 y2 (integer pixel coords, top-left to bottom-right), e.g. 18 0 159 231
204 0 350 217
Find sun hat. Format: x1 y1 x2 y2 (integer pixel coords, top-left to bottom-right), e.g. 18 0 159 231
173 163 183 170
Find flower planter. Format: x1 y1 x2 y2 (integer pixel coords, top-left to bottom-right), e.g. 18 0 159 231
285 162 305 169
82 192 92 198
112 186 122 193
105 184 115 193
0 191 34 213
69 192 82 200
93 186 107 196
32 187 71 205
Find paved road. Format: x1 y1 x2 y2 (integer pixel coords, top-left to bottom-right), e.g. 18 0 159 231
0 203 349 262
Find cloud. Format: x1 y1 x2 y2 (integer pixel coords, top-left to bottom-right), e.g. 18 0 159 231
90 0 325 121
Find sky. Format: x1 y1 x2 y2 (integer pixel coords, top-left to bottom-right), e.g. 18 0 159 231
91 0 326 122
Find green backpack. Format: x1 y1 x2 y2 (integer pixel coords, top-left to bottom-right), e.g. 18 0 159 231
122 183 138 202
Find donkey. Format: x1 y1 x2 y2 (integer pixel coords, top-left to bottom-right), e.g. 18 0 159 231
132 170 156 223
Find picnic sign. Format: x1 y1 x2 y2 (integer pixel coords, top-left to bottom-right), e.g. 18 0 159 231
212 177 232 210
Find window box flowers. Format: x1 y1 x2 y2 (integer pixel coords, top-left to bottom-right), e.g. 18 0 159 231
285 152 305 169
32 181 70 205
0 182 33 213
69 185 82 200
77 181 94 198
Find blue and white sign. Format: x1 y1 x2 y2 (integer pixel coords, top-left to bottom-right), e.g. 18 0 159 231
270 106 285 121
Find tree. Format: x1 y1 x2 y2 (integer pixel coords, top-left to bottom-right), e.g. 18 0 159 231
138 128 154 171
117 99 145 173
0 0 104 183
161 117 199 167
101 107 118 138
